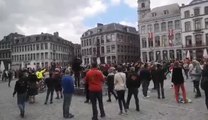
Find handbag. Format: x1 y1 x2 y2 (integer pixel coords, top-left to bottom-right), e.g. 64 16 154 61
201 76 208 90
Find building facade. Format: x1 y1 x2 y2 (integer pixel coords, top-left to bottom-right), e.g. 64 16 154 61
81 23 140 65
0 33 24 70
138 0 183 62
181 0 208 59
11 32 74 70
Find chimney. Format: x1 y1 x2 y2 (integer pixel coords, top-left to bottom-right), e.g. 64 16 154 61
54 32 59 37
97 23 103 27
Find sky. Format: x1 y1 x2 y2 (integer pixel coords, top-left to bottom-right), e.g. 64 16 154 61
0 0 192 44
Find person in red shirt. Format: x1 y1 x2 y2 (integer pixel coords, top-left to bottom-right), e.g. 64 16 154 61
85 62 105 120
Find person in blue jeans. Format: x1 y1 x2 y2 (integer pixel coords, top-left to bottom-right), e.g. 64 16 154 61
61 68 75 119
13 71 28 118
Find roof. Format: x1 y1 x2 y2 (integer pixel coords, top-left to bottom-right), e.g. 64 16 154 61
141 3 180 21
81 23 138 38
189 0 208 5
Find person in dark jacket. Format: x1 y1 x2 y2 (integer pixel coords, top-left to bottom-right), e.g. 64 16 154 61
155 64 165 99
150 65 157 90
44 73 55 104
13 72 28 118
171 61 187 103
126 67 140 111
140 63 151 97
201 63 208 110
106 67 117 102
28 70 38 104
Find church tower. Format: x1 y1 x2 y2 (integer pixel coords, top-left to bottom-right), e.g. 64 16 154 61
137 0 151 21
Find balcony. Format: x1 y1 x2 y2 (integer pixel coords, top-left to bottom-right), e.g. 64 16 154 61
182 44 207 49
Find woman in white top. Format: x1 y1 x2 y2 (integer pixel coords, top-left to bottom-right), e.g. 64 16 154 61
114 66 127 115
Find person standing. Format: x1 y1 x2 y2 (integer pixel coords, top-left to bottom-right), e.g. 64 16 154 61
155 64 166 99
61 69 75 118
13 72 28 118
85 62 105 120
114 66 127 115
201 63 208 110
28 70 38 104
106 67 117 102
190 60 202 98
8 69 13 87
140 63 151 98
172 61 187 103
126 67 140 111
44 73 55 104
54 68 63 99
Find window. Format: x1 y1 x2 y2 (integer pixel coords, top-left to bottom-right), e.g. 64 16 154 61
175 33 181 45
106 34 111 42
154 23 159 32
162 35 167 47
161 22 166 31
147 24 152 32
106 46 110 53
185 36 192 46
142 52 147 62
141 25 146 34
194 8 200 16
205 18 208 28
175 20 180 29
111 45 115 53
141 3 145 8
41 43 44 50
45 43 48 49
36 44 39 50
45 52 48 59
169 50 174 59
149 39 153 47
185 21 191 31
184 10 190 18
195 19 201 30
195 34 202 46
101 46 104 54
164 10 169 14
205 6 208 14
206 34 208 45
168 21 173 29
117 45 120 52
152 12 157 17
155 36 160 47
142 38 147 48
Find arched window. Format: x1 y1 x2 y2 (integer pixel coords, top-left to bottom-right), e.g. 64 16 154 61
141 3 145 8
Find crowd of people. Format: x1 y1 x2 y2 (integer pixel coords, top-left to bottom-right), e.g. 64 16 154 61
10 58 208 120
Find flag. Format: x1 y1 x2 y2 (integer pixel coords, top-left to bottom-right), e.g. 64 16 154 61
168 29 174 46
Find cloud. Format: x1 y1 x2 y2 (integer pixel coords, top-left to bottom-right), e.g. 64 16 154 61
0 0 107 43
123 0 137 8
111 0 121 5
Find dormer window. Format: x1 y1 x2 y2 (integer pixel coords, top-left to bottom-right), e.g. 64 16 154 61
152 12 157 17
164 10 169 15
194 8 200 16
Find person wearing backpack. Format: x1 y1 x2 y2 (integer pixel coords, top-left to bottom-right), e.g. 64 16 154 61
13 71 28 118
190 60 202 98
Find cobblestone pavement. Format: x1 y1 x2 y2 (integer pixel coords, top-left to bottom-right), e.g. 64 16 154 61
0 78 208 120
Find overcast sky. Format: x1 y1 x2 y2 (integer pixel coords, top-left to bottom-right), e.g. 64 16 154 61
0 0 191 43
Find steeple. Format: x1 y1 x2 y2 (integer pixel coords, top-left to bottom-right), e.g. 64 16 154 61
138 0 151 21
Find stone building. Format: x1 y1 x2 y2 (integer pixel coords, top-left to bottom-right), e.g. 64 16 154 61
0 33 24 70
181 0 208 59
11 32 74 70
81 23 140 65
138 0 183 62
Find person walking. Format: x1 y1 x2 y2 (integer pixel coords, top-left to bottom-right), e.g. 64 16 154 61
190 60 202 98
140 63 151 98
106 67 117 102
61 69 75 119
172 61 187 103
85 62 105 120
126 67 140 111
13 72 28 118
155 64 166 99
114 66 127 115
44 73 55 104
201 63 208 110
8 69 13 87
